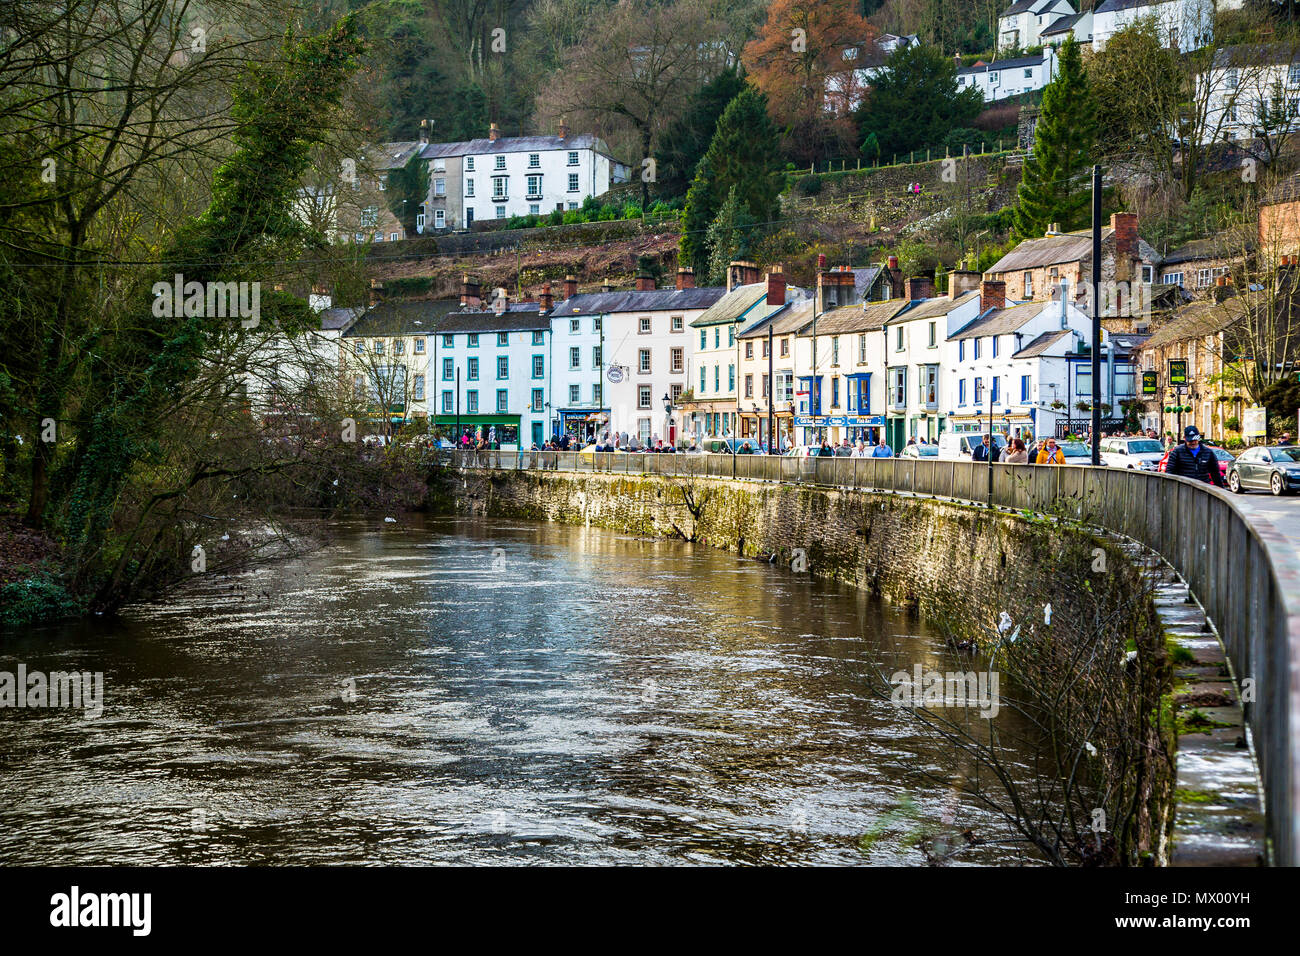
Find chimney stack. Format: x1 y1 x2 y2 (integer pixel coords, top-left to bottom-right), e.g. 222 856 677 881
885 255 904 299
489 121 501 142
905 274 934 302
727 260 760 292
948 267 981 300
563 274 578 300
540 281 554 313
419 119 430 146
817 253 827 269
980 279 1006 313
676 266 695 290
635 271 656 292
1111 212 1139 260
601 280 613 293
369 278 385 308
766 265 786 306
459 273 481 309
557 118 569 140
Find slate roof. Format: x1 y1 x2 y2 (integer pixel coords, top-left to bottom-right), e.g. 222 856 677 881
795 299 909 336
893 290 981 323
553 287 726 317
319 306 366 332
1140 299 1249 349
1042 13 1085 36
739 301 814 338
1095 0 1164 12
1265 170 1300 206
1001 0 1041 16
341 300 460 337
436 304 550 333
690 283 770 328
959 53 1048 76
952 301 1055 339
1012 329 1072 358
1160 236 1246 265
987 230 1111 272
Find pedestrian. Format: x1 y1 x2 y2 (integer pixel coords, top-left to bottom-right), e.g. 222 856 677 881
1004 438 1029 464
817 441 834 457
1035 437 1065 464
1166 426 1226 487
972 433 1000 462
871 440 893 458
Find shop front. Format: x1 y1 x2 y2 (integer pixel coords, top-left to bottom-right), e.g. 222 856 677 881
433 413 521 448
795 414 886 447
946 411 1037 443
557 408 609 444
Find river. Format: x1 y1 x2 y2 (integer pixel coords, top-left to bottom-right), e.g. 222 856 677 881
0 516 1034 865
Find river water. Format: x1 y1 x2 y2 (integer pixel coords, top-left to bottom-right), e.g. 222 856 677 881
0 516 1033 865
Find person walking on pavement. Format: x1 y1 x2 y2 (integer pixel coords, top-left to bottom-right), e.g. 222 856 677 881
1166 426 1226 487
972 434 1000 463
1035 437 1065 464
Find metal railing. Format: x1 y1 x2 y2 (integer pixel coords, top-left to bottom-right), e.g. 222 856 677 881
440 449 1300 865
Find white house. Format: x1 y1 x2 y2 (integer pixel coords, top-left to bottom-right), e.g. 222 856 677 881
826 34 921 112
958 48 1058 103
1091 0 1217 55
1200 44 1300 145
429 288 552 449
1040 10 1094 46
998 0 1079 52
552 269 724 446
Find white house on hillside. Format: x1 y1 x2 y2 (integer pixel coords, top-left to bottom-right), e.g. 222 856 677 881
958 48 1058 102
1091 0 1218 54
998 0 1079 52
1199 44 1300 145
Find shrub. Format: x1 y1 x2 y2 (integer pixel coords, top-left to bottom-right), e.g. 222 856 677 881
797 175 823 196
0 573 85 628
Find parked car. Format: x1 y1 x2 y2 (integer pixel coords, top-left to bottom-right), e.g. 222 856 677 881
1058 441 1094 463
1226 445 1300 495
899 443 939 458
1099 436 1165 470
783 444 818 458
578 442 626 464
937 433 1007 460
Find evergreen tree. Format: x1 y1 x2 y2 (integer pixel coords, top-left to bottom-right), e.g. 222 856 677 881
1013 37 1097 239
678 86 783 276
386 153 430 236
655 67 747 199
853 44 982 158
704 187 759 286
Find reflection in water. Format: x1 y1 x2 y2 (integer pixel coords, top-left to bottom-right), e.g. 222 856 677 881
0 516 1034 865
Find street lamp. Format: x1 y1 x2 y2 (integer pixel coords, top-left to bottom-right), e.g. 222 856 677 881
753 403 762 452
662 391 673 447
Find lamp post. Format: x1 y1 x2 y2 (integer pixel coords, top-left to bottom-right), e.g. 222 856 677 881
752 403 762 452
986 365 995 507
662 392 674 447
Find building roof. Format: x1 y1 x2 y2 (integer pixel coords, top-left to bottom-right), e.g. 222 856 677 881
1160 236 1245 266
553 286 726 317
738 301 813 338
1265 170 1300 206
1139 298 1249 349
418 133 610 159
436 304 551 333
1042 12 1085 36
368 142 425 171
959 53 1047 75
892 290 981 323
1109 332 1152 353
986 229 1114 273
689 283 770 327
1012 329 1072 358
340 299 460 337
796 299 909 336
1000 0 1042 16
1212 43 1300 70
1094 0 1163 13
950 300 1054 339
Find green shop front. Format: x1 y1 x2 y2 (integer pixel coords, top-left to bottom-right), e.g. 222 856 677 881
433 413 521 448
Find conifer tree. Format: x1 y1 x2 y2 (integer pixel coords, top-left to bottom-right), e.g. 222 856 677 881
1013 37 1097 240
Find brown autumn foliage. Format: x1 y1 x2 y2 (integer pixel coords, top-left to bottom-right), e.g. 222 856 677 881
742 0 875 164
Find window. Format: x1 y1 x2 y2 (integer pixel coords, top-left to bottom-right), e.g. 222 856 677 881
958 339 965 362
593 384 602 404
394 339 405 355
714 365 720 391
528 153 540 168
700 367 707 393
592 346 601 368
781 338 789 357
728 365 735 391
389 232 400 242
760 375 769 400
526 174 542 197
928 322 936 348
671 383 683 404
492 177 507 198
532 354 544 377
532 388 544 412
442 390 452 413
1075 366 1092 397
991 336 998 358
415 338 425 354
567 151 579 166
466 157 475 171
639 316 651 333
497 356 508 379
671 315 683 332
1021 375 1031 402
1024 68 1033 79
443 334 455 348
466 179 474 197
1163 271 1184 287
569 347 580 369
569 384 580 403
858 334 867 364
991 376 1000 404
497 389 508 413
895 326 904 351
1290 64 1300 86
670 347 683 373
568 202 578 210
1197 268 1212 288
638 385 652 409
496 332 508 346
762 339 770 358
373 340 384 355
777 372 793 403
360 205 378 227
529 204 539 216
467 390 479 414
700 330 707 350
593 317 601 332
469 333 480 348
434 209 445 228
728 326 735 347
744 374 754 399
1115 364 1135 397
495 205 506 219
890 368 906 407
1225 68 1239 90
532 330 544 345
973 338 981 360
434 179 446 197
922 366 937 405
714 328 720 349
467 357 479 380
831 336 839 365
831 376 839 407
494 156 506 170
974 376 984 405
442 357 454 380
638 348 651 373
567 173 579 192
959 379 967 405
745 341 754 359
1023 271 1032 298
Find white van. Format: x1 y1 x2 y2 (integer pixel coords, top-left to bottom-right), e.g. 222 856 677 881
937 433 1007 460
1099 436 1165 470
